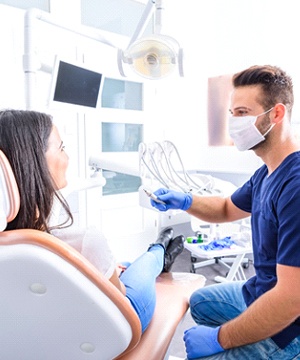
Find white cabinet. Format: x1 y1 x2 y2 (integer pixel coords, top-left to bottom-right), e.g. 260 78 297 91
84 75 156 261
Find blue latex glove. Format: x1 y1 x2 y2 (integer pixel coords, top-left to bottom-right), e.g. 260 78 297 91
183 325 224 359
150 188 193 211
199 237 234 251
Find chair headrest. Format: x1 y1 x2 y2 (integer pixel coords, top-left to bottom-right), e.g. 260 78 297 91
0 150 20 231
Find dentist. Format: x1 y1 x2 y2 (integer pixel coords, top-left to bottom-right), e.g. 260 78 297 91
151 65 300 359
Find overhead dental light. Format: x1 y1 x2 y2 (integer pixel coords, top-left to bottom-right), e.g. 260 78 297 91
23 1 183 109
118 0 184 79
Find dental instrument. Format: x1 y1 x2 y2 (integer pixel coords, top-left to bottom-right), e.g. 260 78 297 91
143 188 166 205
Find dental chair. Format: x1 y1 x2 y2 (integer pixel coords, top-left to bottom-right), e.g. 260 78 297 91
0 150 205 360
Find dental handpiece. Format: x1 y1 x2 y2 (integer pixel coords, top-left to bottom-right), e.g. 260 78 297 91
143 188 166 205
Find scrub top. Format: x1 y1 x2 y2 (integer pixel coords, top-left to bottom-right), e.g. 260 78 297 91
231 151 300 348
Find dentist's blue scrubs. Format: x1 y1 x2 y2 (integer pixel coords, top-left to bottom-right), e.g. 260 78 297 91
189 151 300 358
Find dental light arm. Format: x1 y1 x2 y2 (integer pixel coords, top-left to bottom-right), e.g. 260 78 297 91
127 0 156 48
117 0 156 77
119 0 184 79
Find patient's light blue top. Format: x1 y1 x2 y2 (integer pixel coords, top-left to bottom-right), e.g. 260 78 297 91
231 151 300 349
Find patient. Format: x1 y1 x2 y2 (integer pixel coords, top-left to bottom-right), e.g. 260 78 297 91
0 109 184 333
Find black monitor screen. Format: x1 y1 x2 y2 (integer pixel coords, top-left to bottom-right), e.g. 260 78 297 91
53 61 102 108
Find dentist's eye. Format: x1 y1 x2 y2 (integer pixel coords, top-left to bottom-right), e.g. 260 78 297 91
238 110 249 116
233 109 250 116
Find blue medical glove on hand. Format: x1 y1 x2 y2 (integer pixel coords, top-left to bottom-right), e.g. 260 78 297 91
183 325 224 359
150 188 193 211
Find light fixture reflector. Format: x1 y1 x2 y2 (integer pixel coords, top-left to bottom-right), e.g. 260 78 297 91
123 35 180 79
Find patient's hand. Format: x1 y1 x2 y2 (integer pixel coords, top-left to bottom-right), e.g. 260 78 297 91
116 263 127 277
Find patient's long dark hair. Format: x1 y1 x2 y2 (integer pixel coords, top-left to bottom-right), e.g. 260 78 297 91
0 109 73 232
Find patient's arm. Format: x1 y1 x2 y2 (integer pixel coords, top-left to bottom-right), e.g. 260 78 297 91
109 269 127 295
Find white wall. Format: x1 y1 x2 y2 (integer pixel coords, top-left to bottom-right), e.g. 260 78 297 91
150 0 300 173
0 6 25 109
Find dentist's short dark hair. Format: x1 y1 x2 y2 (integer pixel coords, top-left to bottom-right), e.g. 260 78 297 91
233 65 294 117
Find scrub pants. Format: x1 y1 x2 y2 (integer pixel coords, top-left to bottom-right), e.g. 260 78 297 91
188 281 300 359
119 244 164 333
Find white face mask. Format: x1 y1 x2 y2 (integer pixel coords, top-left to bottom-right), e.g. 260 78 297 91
228 108 274 151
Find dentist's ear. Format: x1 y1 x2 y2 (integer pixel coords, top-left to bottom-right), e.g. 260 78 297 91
272 103 286 124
